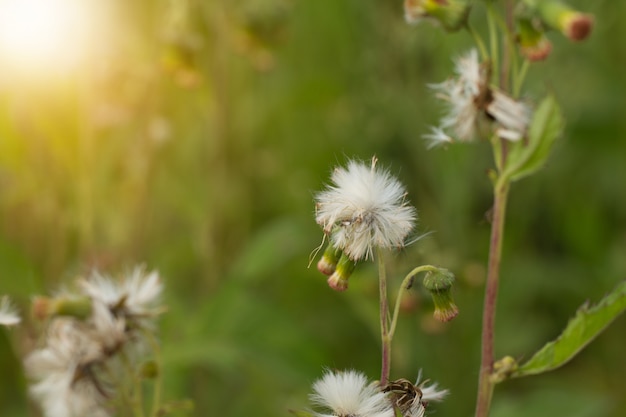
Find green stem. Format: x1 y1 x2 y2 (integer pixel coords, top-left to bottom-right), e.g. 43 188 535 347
486 2 499 84
378 248 391 386
389 265 439 339
146 332 164 417
513 59 530 98
474 178 510 417
466 24 489 60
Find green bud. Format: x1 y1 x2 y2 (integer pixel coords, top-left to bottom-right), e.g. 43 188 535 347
327 253 357 292
532 0 593 41
317 244 342 276
404 0 471 32
33 296 92 320
517 18 552 61
423 268 459 322
490 355 518 384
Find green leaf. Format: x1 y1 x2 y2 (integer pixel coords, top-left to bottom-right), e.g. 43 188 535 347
513 280 626 378
502 94 564 182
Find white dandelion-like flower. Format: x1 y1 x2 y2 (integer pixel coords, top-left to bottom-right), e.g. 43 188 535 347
80 267 163 322
315 157 417 261
429 49 486 142
25 320 111 417
427 49 531 146
0 296 20 327
26 267 165 417
310 370 394 417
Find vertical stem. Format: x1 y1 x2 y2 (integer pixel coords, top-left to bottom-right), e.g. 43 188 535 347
378 248 391 386
474 179 510 417
486 2 499 84
500 0 515 90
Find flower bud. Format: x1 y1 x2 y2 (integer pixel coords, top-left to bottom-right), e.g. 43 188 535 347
517 18 552 61
422 268 459 322
33 296 92 320
490 356 518 384
535 1 593 41
327 253 357 292
404 0 471 32
317 244 342 276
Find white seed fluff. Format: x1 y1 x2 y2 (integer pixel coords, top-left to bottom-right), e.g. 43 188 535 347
310 370 394 417
0 296 20 327
315 158 417 261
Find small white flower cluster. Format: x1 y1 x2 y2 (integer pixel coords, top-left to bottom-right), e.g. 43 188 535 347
315 157 417 262
0 295 20 327
425 49 531 148
310 369 447 417
25 267 163 417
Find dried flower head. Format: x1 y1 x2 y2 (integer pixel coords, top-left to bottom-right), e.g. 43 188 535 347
25 320 111 417
315 157 417 262
80 267 163 325
310 369 394 417
26 267 164 417
382 373 447 417
427 49 531 146
0 296 20 327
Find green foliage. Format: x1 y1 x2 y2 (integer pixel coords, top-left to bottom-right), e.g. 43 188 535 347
513 280 626 378
502 94 564 182
0 1 626 416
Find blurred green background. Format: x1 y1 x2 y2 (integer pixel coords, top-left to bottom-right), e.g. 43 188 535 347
1 0 625 416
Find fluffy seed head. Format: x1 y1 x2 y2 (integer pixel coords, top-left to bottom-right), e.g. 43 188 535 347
315 157 417 261
310 369 394 417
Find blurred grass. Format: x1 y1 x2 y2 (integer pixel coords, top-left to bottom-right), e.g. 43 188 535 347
1 0 625 416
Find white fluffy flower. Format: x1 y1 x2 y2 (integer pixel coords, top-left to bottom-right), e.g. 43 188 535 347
315 157 417 261
310 370 394 417
429 49 485 142
25 320 110 417
0 296 20 326
80 267 162 321
427 49 531 146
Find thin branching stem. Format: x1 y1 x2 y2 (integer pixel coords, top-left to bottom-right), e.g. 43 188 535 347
474 178 510 417
389 265 439 340
466 24 489 60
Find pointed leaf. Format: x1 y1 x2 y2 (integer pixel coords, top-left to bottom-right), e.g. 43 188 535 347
513 280 626 378
502 95 564 182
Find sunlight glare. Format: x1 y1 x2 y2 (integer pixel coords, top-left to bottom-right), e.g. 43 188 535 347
0 0 95 74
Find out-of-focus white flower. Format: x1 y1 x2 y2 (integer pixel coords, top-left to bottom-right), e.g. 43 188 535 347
25 320 110 417
427 49 531 145
89 301 127 354
429 49 486 142
315 157 417 261
0 296 20 326
80 267 163 321
488 90 532 142
310 369 394 417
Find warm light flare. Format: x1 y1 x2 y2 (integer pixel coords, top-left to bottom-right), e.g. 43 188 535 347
0 0 96 74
